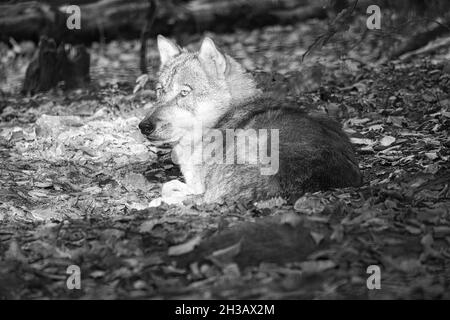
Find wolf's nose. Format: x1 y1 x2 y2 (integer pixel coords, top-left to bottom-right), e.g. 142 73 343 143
139 121 155 135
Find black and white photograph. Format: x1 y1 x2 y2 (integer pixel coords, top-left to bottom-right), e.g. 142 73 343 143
0 0 449 306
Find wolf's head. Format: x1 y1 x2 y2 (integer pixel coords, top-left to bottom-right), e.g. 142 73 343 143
139 36 260 145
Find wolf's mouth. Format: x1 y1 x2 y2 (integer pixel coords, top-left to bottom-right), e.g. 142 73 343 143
145 135 179 148
145 135 162 142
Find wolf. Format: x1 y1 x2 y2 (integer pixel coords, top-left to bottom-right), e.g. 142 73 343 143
139 35 362 205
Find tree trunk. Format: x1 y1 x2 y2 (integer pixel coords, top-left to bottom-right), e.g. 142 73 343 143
0 0 328 44
22 36 90 95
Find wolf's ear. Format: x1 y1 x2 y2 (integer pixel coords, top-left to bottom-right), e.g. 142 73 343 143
199 37 227 78
157 35 181 66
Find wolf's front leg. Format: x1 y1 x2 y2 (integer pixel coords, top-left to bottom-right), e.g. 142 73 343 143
149 145 205 207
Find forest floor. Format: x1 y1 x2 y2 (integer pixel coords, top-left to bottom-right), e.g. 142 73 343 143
0 17 449 299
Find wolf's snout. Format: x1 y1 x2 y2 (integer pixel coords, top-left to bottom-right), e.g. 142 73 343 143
139 120 155 136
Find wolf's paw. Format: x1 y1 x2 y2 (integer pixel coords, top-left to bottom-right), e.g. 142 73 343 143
148 196 184 207
148 180 195 207
161 179 192 198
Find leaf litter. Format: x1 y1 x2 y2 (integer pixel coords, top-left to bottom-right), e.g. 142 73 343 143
0 19 450 299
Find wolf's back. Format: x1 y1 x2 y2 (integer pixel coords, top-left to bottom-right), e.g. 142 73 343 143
202 96 362 203
272 110 362 202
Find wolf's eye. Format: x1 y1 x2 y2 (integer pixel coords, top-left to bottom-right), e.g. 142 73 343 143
155 84 163 98
180 85 192 97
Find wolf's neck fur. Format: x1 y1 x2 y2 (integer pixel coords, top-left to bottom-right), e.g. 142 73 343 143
175 55 261 166
225 55 261 107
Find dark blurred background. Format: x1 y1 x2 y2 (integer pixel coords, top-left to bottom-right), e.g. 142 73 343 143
1 0 449 94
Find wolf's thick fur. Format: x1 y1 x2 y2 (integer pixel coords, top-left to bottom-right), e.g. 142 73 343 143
139 36 362 204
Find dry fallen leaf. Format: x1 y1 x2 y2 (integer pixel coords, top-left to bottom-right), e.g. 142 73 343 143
380 135 396 147
138 220 159 233
168 235 202 256
4 240 27 263
350 137 376 146
300 260 336 273
294 195 326 215
209 241 242 264
280 212 303 227
310 231 325 245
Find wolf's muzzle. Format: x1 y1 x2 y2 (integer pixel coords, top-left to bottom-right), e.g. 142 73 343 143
138 120 155 136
